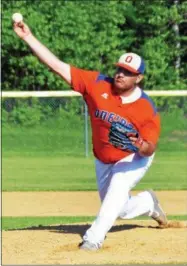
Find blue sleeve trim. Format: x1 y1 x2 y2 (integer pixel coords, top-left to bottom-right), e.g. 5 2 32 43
141 91 157 114
96 73 113 83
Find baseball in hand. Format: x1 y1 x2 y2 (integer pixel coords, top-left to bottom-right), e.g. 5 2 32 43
12 13 23 23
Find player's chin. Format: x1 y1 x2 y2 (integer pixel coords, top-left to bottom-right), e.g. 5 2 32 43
113 81 129 93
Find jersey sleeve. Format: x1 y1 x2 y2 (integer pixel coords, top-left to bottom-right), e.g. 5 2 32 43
70 66 99 96
139 113 161 145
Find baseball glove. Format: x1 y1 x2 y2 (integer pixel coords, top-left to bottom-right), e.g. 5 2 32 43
109 121 140 152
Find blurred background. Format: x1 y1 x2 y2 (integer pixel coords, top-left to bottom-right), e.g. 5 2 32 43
2 0 187 191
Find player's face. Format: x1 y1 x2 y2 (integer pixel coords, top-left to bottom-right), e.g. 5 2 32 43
113 67 141 94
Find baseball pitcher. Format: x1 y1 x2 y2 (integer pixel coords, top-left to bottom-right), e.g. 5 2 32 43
13 20 168 250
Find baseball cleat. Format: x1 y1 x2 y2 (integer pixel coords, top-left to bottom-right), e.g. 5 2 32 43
79 241 99 251
148 189 168 227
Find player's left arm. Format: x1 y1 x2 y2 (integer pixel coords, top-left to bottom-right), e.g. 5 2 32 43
128 114 160 157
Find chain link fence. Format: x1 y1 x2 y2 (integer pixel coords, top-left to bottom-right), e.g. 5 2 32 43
2 96 92 157
2 93 187 157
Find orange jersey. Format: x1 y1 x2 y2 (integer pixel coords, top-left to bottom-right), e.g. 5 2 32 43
71 66 160 164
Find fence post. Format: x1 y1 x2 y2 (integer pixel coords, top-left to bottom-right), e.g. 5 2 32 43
84 101 89 157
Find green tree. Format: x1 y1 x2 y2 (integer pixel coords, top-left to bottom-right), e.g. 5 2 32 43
2 0 186 91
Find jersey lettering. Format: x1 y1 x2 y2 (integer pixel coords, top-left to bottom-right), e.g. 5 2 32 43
95 109 133 128
95 110 108 120
95 109 100 117
120 119 127 126
100 111 108 120
113 115 121 122
108 113 115 123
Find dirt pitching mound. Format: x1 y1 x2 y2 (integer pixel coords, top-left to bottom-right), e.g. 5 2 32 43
2 191 187 264
2 220 187 265
2 191 187 216
166 220 187 228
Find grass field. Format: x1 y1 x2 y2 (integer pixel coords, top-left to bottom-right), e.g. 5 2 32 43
2 215 187 231
2 110 187 191
2 110 187 158
2 151 187 191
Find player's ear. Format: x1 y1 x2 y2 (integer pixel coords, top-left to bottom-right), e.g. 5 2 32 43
135 74 144 84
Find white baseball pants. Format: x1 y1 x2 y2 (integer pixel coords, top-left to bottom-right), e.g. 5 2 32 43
83 153 155 248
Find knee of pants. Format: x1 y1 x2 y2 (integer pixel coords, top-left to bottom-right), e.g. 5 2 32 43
118 205 128 219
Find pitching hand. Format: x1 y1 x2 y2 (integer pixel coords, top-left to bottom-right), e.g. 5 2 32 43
13 22 32 40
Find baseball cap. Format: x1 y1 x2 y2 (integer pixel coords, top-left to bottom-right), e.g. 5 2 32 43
115 52 145 74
